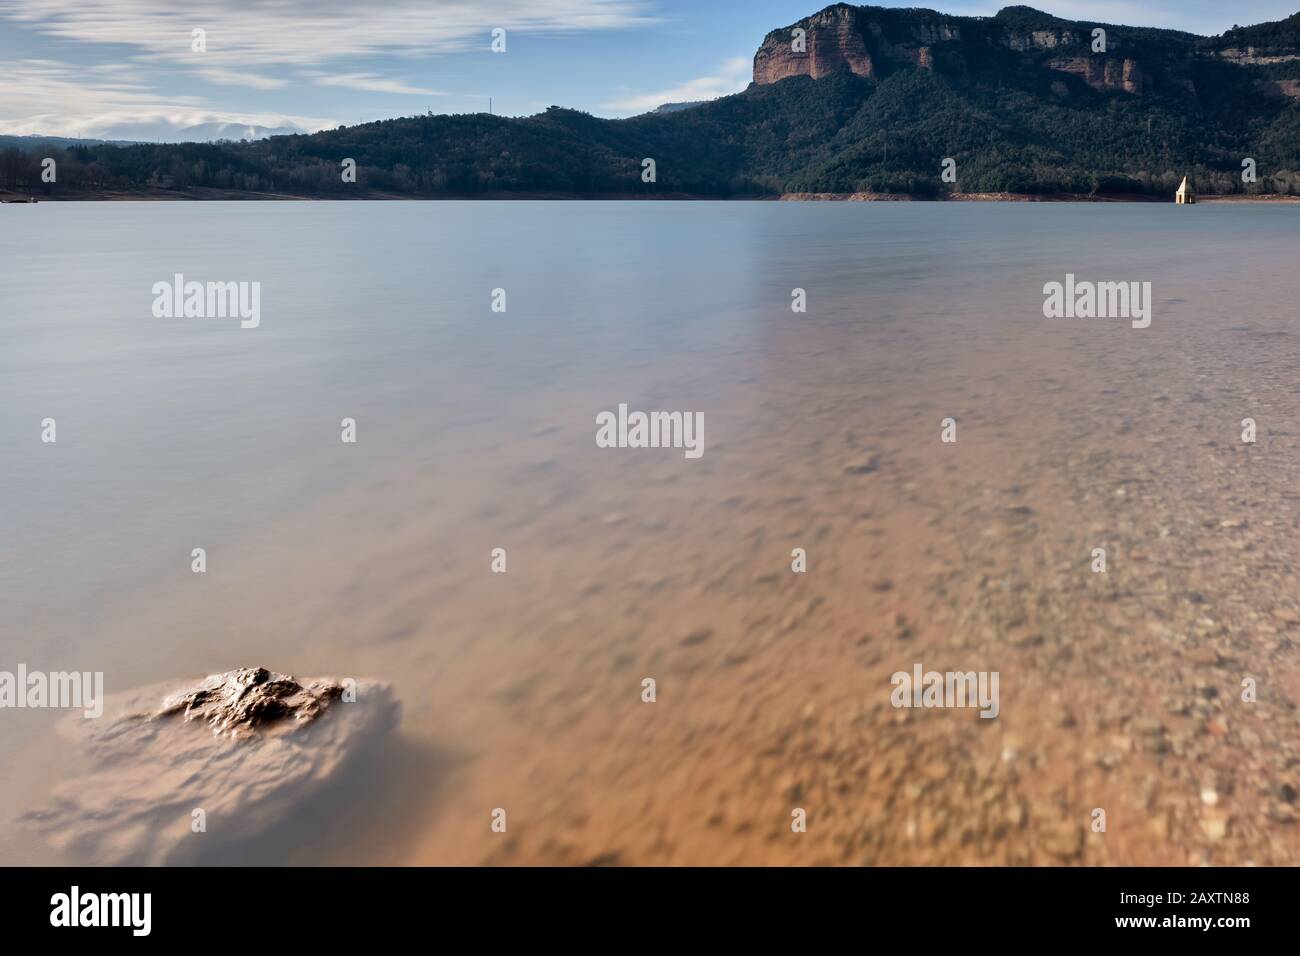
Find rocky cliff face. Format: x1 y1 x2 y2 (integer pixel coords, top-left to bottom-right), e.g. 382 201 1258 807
753 6 876 84
1046 56 1147 94
752 4 1186 96
1217 47 1300 65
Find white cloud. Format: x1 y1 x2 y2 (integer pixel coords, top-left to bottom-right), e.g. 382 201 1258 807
602 55 750 113
311 72 443 96
0 59 332 137
198 67 288 89
0 0 657 66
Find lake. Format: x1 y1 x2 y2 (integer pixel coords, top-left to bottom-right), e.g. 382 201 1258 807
3 200 1299 865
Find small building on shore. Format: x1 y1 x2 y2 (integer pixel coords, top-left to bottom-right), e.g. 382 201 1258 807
1176 176 1196 204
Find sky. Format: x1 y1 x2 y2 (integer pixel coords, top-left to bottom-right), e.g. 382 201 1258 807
0 0 1296 141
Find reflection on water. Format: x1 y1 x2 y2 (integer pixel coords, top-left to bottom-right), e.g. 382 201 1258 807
2 201 1299 865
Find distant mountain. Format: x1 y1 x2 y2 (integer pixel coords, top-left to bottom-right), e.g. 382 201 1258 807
5 5 1300 198
650 101 707 114
77 120 307 144
166 122 306 143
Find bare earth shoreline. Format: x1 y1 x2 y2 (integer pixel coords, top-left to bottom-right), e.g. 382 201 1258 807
4 187 1299 203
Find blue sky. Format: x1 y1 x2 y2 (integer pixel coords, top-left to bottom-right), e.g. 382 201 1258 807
0 0 1296 140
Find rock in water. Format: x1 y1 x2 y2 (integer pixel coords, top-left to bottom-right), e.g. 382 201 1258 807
21 667 399 865
157 666 345 739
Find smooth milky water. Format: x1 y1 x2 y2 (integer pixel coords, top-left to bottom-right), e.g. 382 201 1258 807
2 201 1299 865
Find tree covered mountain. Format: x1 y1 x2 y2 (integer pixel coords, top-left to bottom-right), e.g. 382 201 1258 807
5 4 1300 199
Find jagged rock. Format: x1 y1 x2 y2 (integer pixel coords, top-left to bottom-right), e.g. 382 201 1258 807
1046 56 1147 94
157 666 343 739
21 667 399 865
754 6 875 84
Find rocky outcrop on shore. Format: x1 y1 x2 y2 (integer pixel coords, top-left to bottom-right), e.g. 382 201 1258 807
21 667 399 864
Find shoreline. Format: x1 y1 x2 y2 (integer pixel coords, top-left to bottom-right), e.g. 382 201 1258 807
779 191 1300 203
4 187 1299 203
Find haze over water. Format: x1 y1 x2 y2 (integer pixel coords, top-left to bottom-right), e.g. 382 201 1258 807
3 201 1299 865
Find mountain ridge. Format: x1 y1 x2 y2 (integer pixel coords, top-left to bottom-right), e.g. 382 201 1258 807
752 4 1300 97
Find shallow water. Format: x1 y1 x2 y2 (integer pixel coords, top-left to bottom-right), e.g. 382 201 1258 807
2 201 1299 865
